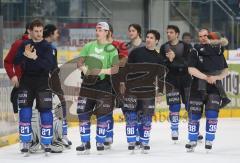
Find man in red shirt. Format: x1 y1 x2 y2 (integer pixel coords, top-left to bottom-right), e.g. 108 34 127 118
4 23 30 113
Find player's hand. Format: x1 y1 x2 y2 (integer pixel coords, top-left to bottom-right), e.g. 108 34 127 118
24 45 37 60
11 75 19 87
206 76 218 84
166 49 175 62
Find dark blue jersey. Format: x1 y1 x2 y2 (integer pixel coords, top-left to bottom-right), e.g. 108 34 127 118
14 39 55 77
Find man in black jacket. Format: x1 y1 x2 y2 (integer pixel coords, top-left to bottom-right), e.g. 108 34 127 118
160 25 193 143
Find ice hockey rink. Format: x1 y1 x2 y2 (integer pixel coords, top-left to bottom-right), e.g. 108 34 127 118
0 118 240 163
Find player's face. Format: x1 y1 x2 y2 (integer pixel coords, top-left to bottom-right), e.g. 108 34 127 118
51 29 60 42
167 29 178 42
199 30 209 44
96 28 108 41
146 33 158 49
30 26 43 41
128 26 139 40
183 36 192 44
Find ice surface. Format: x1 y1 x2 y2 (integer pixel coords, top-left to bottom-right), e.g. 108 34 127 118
0 118 240 163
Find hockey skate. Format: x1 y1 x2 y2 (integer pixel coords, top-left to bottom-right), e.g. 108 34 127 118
205 141 213 153
96 143 105 155
21 143 30 157
128 142 136 154
185 141 197 152
171 130 179 144
43 144 51 156
104 137 113 150
76 142 91 155
135 141 141 149
140 142 150 154
197 134 204 143
62 135 72 149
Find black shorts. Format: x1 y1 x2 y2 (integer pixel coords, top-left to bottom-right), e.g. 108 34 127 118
18 75 50 109
78 78 114 117
166 73 191 104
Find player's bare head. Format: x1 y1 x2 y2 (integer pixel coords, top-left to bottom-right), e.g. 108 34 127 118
43 24 57 38
146 29 160 42
128 24 142 40
43 24 59 42
29 19 44 30
167 25 180 41
182 32 192 44
29 19 44 41
146 29 160 48
198 28 209 44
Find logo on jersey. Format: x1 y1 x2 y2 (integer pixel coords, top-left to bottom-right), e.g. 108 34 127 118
95 47 104 54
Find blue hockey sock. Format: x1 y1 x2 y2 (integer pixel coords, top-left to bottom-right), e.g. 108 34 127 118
139 115 152 144
169 104 181 131
125 111 138 143
78 113 91 143
40 110 53 145
96 115 108 143
19 107 32 143
205 110 218 141
188 113 201 141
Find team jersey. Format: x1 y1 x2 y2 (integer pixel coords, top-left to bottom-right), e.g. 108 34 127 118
80 41 119 80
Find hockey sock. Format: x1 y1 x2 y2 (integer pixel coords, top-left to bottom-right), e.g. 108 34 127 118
169 104 181 132
205 110 218 141
40 110 53 145
96 115 108 143
19 107 32 143
78 113 91 143
188 113 201 141
139 115 152 144
125 111 138 143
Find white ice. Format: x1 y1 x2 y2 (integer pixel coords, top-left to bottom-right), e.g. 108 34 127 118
0 118 240 163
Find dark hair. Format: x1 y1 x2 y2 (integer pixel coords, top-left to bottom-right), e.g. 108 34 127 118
182 32 192 39
128 24 142 38
29 19 44 30
24 23 31 34
43 24 57 38
109 23 113 33
167 25 180 34
146 29 160 41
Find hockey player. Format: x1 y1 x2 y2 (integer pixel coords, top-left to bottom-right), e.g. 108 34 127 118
125 23 145 146
14 19 55 156
44 24 72 148
76 22 119 154
126 24 145 54
185 28 229 152
160 25 192 143
122 30 165 153
104 24 128 149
